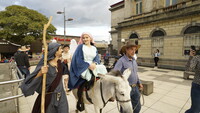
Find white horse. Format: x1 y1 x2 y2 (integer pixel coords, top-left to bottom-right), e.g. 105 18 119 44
73 69 133 113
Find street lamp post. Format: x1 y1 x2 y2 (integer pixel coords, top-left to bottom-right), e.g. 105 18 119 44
57 7 73 44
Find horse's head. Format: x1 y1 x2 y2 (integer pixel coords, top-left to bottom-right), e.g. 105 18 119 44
100 68 133 113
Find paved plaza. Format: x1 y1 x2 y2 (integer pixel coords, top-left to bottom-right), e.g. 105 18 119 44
18 66 193 113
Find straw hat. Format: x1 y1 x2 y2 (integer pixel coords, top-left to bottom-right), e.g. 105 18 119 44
126 42 141 51
120 44 141 55
19 46 28 51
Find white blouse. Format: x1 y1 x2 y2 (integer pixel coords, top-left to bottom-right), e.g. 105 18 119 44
81 45 107 81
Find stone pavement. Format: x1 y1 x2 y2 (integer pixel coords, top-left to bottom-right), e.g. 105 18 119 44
18 66 193 113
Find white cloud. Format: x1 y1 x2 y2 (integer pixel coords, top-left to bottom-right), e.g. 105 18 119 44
0 0 122 41
56 26 111 42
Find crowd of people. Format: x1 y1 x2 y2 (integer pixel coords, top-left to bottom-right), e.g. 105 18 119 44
17 32 199 113
0 57 10 63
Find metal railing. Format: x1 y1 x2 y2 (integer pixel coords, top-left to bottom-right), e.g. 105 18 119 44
0 94 24 102
0 79 24 86
0 61 24 113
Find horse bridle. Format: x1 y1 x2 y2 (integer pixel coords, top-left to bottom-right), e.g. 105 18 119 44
113 83 131 103
114 83 131 113
100 79 131 105
83 79 131 113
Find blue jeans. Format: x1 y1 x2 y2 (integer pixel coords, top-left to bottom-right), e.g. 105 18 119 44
130 86 141 113
18 66 30 78
185 82 200 113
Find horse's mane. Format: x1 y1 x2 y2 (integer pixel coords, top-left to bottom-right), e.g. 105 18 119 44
107 70 123 78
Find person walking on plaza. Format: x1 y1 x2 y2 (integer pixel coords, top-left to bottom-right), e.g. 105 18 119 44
153 49 160 68
185 46 200 113
14 46 30 78
20 42 69 113
61 44 72 94
114 44 143 113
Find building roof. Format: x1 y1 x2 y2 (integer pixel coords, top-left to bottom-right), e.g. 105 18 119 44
109 0 124 11
110 0 124 7
0 39 21 53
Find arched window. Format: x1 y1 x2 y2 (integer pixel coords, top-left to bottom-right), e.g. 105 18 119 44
151 30 165 55
129 33 138 39
128 33 139 53
128 33 139 45
183 26 200 55
184 26 200 34
152 30 165 37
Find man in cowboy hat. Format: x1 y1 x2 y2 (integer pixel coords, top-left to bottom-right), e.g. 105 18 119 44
114 44 143 113
14 46 30 78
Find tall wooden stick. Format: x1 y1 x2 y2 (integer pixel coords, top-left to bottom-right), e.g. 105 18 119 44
41 16 52 113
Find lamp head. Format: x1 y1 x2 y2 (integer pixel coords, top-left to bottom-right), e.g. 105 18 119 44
67 18 73 21
57 11 63 14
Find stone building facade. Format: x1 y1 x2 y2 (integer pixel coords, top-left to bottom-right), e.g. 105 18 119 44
109 0 200 70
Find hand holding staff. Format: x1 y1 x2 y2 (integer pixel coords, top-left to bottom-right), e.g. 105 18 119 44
41 16 52 113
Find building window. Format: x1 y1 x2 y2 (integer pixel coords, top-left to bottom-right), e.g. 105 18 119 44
152 30 165 37
151 30 165 55
183 26 200 55
165 0 177 7
129 33 139 53
136 1 142 15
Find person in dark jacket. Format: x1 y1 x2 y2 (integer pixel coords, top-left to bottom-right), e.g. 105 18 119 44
14 46 30 78
185 47 200 113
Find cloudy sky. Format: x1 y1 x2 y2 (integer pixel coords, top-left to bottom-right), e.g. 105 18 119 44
0 0 122 42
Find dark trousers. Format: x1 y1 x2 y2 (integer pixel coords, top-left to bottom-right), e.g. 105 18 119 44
104 59 109 65
18 66 30 78
185 82 200 113
154 57 159 66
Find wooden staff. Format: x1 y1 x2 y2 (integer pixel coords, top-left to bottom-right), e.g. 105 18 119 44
41 16 52 113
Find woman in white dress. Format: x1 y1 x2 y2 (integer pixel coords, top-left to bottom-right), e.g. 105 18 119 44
68 32 107 111
68 32 107 89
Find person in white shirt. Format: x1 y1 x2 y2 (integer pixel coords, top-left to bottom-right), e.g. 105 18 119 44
154 49 160 68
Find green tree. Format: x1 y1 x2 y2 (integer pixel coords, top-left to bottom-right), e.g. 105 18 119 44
0 5 56 45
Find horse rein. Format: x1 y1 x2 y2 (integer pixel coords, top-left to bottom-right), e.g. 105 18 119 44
99 79 132 113
118 88 145 113
114 84 131 113
100 80 131 105
114 83 131 103
85 79 134 113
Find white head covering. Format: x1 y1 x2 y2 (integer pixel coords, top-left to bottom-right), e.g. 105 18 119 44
78 32 95 45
